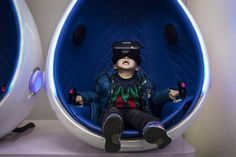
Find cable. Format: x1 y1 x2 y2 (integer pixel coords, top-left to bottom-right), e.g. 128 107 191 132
12 122 35 133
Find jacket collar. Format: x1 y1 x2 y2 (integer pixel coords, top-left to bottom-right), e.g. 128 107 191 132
97 67 148 80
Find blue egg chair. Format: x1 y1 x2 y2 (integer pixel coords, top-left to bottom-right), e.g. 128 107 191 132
0 0 43 138
46 0 210 151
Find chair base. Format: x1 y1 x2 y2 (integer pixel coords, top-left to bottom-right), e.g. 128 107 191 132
0 120 195 157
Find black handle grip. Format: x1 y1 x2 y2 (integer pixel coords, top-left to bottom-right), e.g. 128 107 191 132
13 122 35 133
1 85 6 94
178 81 187 99
68 88 77 104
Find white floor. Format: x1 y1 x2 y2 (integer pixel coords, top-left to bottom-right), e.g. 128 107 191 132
0 120 195 157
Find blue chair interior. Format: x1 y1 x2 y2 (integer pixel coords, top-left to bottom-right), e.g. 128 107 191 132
0 1 19 100
54 0 204 138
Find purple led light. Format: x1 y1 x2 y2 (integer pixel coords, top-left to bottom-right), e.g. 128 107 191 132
29 69 43 95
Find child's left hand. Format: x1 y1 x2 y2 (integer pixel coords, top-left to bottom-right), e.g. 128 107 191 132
169 89 179 100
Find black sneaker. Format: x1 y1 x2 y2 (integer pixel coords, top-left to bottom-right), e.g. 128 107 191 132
102 114 124 152
143 121 172 149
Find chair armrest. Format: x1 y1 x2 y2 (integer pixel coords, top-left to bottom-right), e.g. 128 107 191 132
160 96 194 126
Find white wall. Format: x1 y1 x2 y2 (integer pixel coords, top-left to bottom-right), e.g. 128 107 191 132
185 0 236 157
25 0 70 119
25 0 236 156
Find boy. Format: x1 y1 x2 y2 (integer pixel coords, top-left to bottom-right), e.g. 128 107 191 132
73 41 179 152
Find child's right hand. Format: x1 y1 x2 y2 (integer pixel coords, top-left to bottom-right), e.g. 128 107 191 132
75 95 84 105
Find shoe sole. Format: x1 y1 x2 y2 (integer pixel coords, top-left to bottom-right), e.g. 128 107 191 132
102 115 124 152
143 126 172 149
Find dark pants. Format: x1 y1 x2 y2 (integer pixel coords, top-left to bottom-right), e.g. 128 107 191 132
102 107 160 131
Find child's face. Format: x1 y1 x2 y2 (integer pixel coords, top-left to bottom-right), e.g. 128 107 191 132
114 56 139 71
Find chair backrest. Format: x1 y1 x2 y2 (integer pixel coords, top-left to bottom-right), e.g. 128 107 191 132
53 0 204 135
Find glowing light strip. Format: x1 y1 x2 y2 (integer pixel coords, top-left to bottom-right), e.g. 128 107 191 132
45 0 105 147
177 0 211 95
166 0 211 139
47 0 77 97
7 0 24 94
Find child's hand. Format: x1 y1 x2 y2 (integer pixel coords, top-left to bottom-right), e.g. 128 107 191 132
169 89 179 100
75 95 84 105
